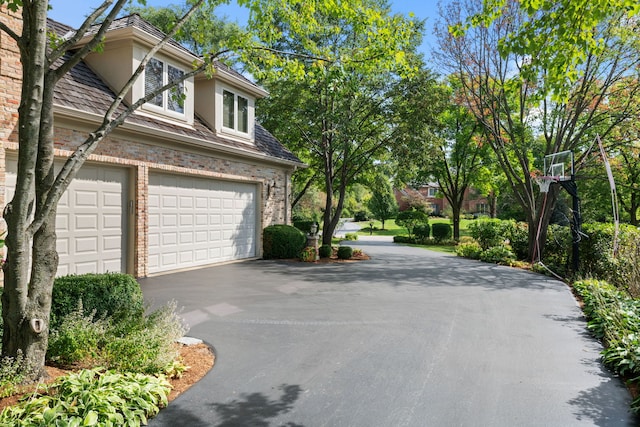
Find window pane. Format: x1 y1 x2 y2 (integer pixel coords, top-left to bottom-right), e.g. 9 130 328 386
237 96 248 133
167 65 185 113
145 58 163 106
223 90 234 128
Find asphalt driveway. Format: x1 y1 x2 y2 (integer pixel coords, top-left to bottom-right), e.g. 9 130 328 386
139 237 638 426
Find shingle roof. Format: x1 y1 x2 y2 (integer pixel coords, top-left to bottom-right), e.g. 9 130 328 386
47 17 302 166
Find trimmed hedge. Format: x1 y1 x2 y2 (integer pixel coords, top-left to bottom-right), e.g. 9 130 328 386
51 273 144 329
262 225 306 259
337 246 353 260
414 224 430 240
431 223 451 242
293 220 316 234
319 244 333 258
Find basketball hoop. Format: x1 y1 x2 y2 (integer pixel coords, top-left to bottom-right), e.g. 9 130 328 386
534 176 557 193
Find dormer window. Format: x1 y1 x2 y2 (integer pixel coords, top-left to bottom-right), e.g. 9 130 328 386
223 90 248 134
145 57 185 115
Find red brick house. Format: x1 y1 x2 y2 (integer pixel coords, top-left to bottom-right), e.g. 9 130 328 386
395 184 490 216
0 8 304 277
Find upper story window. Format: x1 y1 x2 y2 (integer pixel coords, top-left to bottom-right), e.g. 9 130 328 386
222 90 248 134
145 57 185 115
428 187 438 197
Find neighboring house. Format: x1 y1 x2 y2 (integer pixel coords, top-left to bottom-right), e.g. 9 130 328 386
0 8 304 277
395 184 490 217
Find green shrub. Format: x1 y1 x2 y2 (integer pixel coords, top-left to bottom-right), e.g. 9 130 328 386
47 304 109 366
479 245 516 265
299 246 317 262
393 235 416 244
319 244 333 258
396 209 429 238
0 352 34 398
337 246 353 260
344 232 358 241
0 368 170 426
47 301 185 375
51 273 144 330
469 219 513 250
354 210 370 222
509 222 529 260
414 224 430 240
293 220 316 234
573 279 640 412
263 224 306 259
104 301 186 375
456 241 483 259
431 223 452 242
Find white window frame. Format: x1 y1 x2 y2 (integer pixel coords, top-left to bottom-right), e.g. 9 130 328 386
222 89 250 136
428 187 438 197
144 57 186 119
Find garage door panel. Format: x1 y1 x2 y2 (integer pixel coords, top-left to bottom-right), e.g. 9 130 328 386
148 173 257 273
5 160 127 276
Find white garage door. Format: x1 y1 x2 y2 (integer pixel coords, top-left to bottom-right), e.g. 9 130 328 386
148 173 257 274
5 160 128 276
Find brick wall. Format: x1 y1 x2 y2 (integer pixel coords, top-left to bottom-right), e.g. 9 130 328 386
4 123 291 277
0 5 22 214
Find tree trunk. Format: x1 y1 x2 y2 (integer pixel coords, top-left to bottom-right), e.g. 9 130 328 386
452 205 461 240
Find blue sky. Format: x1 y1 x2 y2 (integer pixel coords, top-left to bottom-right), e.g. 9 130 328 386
47 0 444 57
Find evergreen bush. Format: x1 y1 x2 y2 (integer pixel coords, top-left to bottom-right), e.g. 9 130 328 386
51 273 144 330
414 224 431 240
337 246 353 260
431 223 452 242
263 225 306 259
319 244 333 258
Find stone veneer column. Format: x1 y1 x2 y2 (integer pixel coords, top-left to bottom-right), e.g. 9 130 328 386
135 164 148 277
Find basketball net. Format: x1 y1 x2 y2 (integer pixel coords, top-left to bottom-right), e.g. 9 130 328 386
534 176 557 193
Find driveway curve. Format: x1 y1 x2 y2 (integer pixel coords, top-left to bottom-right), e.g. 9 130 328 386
140 237 638 426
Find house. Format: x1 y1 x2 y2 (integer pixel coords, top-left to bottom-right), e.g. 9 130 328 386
0 8 304 277
395 184 490 216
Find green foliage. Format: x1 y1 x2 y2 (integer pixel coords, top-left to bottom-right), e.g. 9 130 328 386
299 246 317 262
578 223 640 296
456 241 483 259
51 273 144 330
431 223 452 242
0 368 170 426
0 352 34 399
541 224 572 275
393 235 416 244
319 244 333 258
413 224 431 240
367 175 398 228
103 301 186 375
479 245 516 265
396 210 429 239
573 279 640 412
337 246 353 260
262 225 306 259
468 219 513 250
47 304 109 366
344 233 358 241
47 302 186 375
354 211 370 222
293 220 317 234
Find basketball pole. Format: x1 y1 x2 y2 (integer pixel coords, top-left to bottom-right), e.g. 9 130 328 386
559 176 581 273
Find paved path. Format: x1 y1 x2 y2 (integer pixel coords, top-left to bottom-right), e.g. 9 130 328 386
140 237 638 426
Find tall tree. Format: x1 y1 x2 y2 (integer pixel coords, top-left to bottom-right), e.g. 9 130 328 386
249 0 422 245
435 0 640 259
367 174 397 230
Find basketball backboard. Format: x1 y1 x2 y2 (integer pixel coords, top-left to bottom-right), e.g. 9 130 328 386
544 150 574 181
